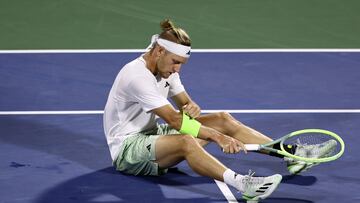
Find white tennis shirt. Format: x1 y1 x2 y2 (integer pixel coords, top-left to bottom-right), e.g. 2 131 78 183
103 56 185 160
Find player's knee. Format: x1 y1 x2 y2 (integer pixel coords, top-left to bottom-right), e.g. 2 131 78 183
218 112 244 125
217 112 232 122
179 135 199 154
220 112 231 118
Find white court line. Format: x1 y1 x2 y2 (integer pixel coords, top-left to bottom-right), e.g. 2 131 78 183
214 180 239 203
203 109 360 113
1 49 360 54
0 110 103 115
0 109 360 115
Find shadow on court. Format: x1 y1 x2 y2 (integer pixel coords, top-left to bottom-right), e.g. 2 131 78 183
34 167 226 203
282 175 317 186
0 115 110 170
34 166 315 203
1 116 317 202
0 116 224 202
237 198 314 203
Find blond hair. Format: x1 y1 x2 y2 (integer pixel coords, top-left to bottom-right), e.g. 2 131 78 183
159 19 191 46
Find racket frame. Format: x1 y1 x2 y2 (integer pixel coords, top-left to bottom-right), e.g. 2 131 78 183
246 129 345 163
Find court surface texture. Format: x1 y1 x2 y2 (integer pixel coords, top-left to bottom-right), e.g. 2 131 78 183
1 50 359 202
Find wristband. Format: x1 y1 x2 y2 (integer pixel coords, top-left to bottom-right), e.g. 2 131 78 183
179 112 201 137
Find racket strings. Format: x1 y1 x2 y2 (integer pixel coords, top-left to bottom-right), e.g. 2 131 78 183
283 133 340 159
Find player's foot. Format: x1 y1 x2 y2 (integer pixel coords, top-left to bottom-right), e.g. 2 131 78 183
286 139 337 174
237 170 282 201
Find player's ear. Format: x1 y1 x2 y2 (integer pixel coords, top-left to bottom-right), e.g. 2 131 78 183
156 46 166 57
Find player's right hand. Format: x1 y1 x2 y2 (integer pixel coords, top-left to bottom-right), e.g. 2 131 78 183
217 133 247 154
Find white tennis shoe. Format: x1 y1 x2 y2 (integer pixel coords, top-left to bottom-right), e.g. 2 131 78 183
236 170 282 202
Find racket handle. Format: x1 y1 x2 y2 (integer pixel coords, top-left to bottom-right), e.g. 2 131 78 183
244 144 261 151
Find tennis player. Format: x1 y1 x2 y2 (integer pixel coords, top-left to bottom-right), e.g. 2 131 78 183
103 19 333 201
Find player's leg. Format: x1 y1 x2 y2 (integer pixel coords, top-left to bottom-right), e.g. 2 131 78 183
154 134 282 201
154 134 226 180
196 112 272 144
114 133 218 176
195 112 336 175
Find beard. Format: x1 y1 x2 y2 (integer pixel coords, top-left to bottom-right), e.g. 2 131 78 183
155 62 172 79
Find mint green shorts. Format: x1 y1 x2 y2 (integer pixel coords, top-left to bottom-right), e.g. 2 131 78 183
114 124 179 176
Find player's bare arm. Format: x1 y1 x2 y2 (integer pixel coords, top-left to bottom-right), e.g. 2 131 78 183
151 104 243 154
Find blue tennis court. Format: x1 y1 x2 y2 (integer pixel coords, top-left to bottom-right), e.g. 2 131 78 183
1 51 359 202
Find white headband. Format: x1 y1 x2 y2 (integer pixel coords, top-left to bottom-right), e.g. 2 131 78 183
146 34 191 58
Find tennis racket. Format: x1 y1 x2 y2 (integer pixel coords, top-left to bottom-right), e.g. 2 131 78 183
244 129 345 163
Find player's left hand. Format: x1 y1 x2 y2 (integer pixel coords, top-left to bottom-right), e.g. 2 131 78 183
182 101 201 118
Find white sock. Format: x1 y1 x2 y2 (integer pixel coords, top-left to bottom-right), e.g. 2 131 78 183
223 169 244 192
